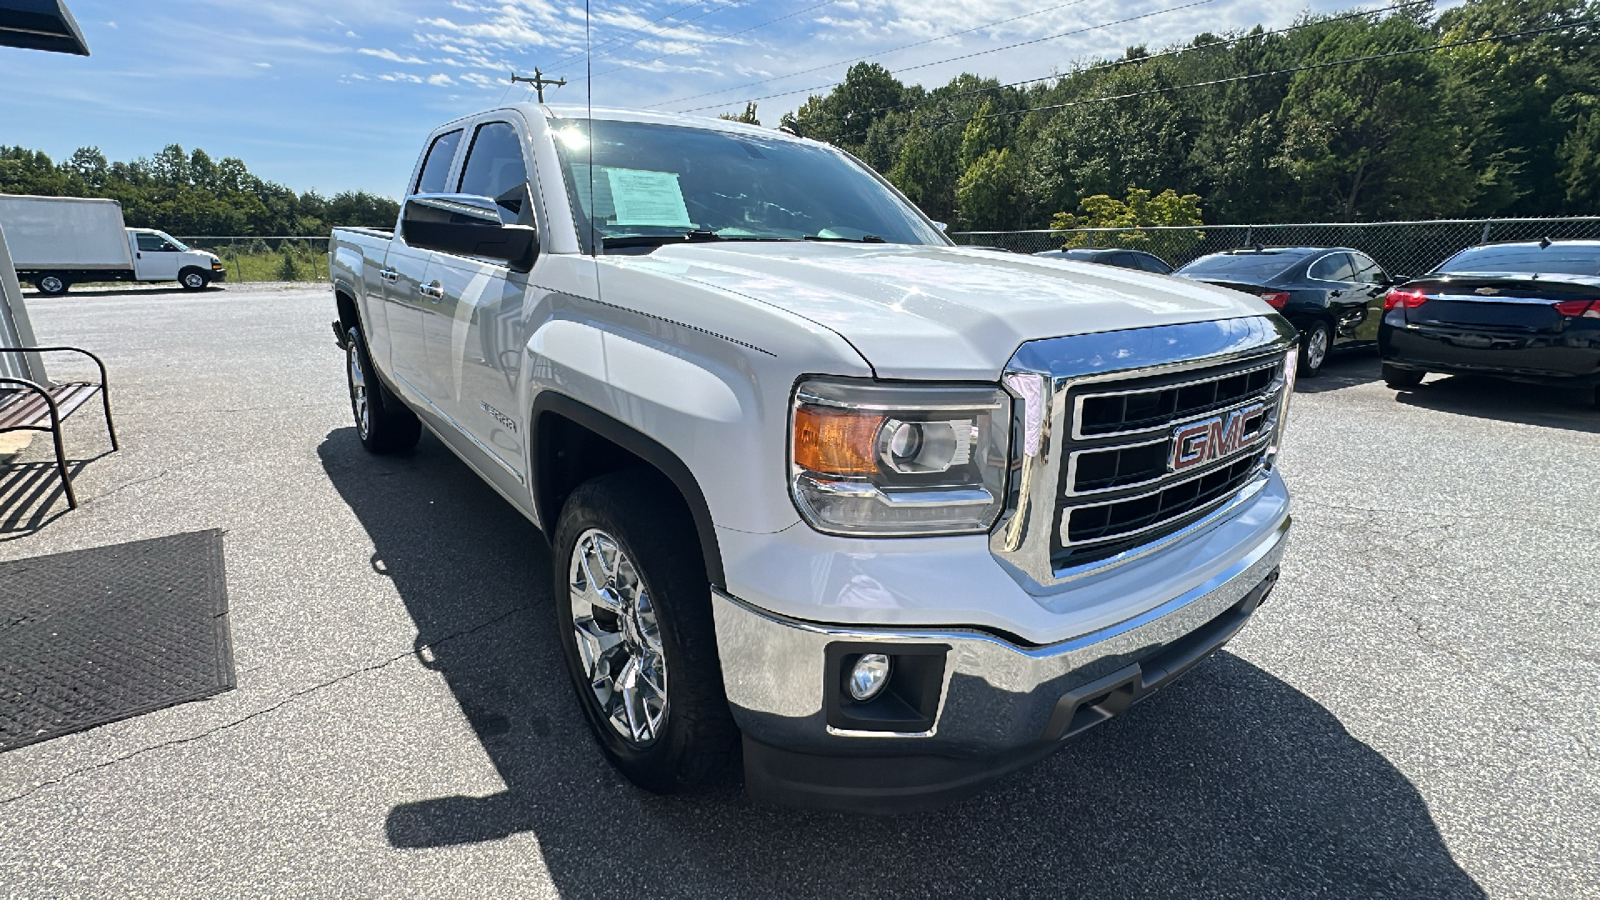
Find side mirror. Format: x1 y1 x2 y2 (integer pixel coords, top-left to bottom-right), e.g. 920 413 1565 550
402 189 538 271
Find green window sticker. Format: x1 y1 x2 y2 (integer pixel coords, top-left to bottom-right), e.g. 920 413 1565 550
604 168 692 228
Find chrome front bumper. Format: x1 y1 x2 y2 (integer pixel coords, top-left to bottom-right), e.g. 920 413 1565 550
713 514 1290 810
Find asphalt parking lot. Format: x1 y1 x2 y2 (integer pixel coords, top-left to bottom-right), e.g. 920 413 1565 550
1 284 1596 899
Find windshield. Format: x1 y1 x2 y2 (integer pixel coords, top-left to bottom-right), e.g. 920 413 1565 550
1176 252 1300 281
1437 244 1600 276
548 118 946 251
156 231 190 252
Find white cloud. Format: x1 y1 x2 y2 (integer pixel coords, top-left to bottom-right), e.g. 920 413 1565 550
427 73 456 86
378 72 425 83
104 20 118 29
358 47 426 64
256 62 273 68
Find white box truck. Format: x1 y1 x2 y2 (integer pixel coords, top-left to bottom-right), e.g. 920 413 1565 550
0 194 226 294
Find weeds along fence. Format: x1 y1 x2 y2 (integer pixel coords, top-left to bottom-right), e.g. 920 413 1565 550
950 217 1600 278
176 236 332 284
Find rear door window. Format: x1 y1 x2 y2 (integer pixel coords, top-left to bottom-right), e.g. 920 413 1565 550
1309 253 1356 282
1349 252 1387 284
1135 253 1170 274
414 130 463 195
458 122 530 203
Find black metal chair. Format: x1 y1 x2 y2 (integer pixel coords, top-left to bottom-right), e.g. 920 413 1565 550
0 346 118 509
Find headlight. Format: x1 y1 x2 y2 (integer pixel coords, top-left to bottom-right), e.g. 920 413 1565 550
789 378 1010 535
1268 346 1297 462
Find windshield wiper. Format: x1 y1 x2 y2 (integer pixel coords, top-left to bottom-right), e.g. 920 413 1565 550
804 234 886 243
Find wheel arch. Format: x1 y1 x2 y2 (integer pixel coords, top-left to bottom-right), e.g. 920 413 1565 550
333 286 361 335
531 393 725 589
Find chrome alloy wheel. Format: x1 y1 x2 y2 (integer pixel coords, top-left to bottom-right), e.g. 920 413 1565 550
1305 325 1330 370
347 335 370 439
183 271 206 289
568 528 668 746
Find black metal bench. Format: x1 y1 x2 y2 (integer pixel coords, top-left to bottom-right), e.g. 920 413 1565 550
0 346 118 509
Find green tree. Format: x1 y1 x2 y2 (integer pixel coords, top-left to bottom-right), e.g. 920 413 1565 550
955 148 1026 230
1050 188 1204 254
718 102 761 125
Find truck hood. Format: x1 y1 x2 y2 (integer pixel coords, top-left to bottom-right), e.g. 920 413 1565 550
622 242 1270 379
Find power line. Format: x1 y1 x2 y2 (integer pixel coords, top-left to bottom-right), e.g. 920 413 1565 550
674 0 1219 113
643 0 1097 110
916 18 1597 131
573 0 842 85
840 0 1431 122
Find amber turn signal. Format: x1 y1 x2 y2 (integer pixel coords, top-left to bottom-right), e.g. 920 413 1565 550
793 406 882 476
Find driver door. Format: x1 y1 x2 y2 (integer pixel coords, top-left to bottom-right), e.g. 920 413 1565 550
133 232 181 281
423 118 542 492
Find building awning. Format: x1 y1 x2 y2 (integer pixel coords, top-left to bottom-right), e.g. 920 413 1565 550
0 0 89 56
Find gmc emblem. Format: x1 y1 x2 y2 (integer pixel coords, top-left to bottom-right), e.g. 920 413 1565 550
1169 403 1266 473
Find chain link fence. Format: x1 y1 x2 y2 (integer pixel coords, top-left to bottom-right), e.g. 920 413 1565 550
176 236 331 284
951 217 1600 279
179 218 1600 286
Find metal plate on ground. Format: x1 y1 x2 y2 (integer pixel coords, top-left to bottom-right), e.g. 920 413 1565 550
0 530 235 751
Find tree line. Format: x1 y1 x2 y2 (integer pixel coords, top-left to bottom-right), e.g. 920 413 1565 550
3 0 1593 236
778 0 1599 230
0 143 398 236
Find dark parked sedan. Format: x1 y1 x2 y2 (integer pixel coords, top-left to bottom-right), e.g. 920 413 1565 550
1378 240 1600 406
1174 246 1395 376
1034 247 1173 274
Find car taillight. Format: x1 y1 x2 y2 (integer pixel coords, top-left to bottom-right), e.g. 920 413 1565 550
1257 292 1289 308
1553 299 1600 319
1383 288 1429 311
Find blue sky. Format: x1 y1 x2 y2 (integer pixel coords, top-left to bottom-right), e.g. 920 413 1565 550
1 0 1418 198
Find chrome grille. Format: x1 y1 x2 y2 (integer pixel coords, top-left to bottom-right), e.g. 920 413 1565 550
1053 354 1284 568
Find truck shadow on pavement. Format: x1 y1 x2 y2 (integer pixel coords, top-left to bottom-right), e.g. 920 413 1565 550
318 427 1484 900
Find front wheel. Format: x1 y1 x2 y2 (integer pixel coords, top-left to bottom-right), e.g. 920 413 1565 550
553 471 738 794
35 274 68 295
1382 364 1425 390
180 268 210 291
345 324 420 453
1298 320 1332 378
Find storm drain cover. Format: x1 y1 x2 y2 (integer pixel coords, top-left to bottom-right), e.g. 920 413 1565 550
0 530 235 751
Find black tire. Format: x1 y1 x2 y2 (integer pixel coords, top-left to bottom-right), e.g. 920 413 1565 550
1298 319 1332 378
35 274 68 295
345 323 421 453
1383 363 1425 390
553 471 738 794
179 268 210 291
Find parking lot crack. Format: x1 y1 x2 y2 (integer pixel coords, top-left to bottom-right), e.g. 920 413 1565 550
0 606 526 807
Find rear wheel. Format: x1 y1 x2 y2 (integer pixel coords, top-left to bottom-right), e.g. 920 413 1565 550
35 274 68 295
1383 364 1425 390
345 323 420 453
553 471 738 794
1298 320 1331 378
179 268 210 291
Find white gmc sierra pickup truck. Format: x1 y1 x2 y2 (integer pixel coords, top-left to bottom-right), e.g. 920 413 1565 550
329 104 1296 812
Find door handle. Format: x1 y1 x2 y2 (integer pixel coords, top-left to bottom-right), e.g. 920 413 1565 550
419 281 443 300
379 267 398 283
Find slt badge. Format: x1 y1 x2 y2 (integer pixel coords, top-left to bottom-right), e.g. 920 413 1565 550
1168 403 1266 473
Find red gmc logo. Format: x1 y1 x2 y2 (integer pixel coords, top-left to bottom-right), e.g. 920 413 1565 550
1169 403 1267 473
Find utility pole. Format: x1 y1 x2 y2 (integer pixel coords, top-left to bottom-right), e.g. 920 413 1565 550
510 68 566 103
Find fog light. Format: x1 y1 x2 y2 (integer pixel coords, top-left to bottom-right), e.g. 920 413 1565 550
847 653 892 701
